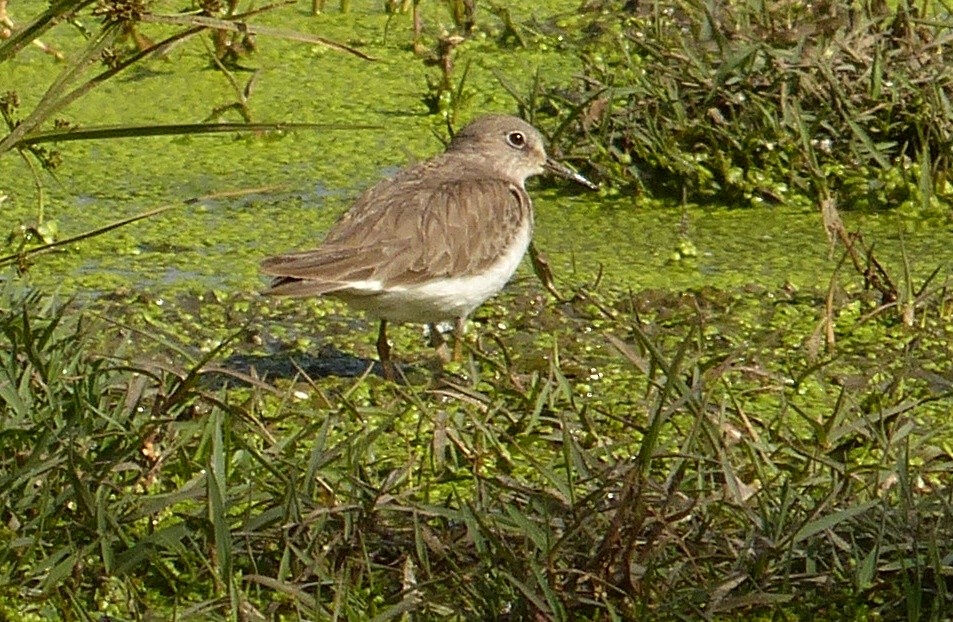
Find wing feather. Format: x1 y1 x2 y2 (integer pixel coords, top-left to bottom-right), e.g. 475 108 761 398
261 170 531 297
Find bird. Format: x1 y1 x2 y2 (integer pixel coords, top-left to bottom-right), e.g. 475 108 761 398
260 114 596 380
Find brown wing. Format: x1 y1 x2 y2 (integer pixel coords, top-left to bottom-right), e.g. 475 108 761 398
260 175 531 297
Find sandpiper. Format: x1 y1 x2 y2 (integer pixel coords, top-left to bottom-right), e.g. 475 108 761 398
261 114 596 379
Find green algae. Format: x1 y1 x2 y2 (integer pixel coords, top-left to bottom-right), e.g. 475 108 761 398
4 5 953 619
4 0 950 429
2 0 952 300
1 0 589 292
1 2 950 466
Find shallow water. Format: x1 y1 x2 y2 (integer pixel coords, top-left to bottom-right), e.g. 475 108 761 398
538 196 953 293
2 0 951 299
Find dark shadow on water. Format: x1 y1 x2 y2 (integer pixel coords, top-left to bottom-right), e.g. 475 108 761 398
202 345 391 389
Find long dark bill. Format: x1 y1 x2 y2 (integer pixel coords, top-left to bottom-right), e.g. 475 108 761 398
544 157 598 190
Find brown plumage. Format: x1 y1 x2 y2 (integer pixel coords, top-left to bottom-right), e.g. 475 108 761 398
260 114 596 378
261 175 529 296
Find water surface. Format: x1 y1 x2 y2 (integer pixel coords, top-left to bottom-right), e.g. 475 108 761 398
1 1 950 298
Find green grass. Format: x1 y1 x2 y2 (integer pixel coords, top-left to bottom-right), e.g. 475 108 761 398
542 0 953 211
2 0 953 619
1 276 951 620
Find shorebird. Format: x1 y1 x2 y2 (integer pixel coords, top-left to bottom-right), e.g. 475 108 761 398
261 114 596 379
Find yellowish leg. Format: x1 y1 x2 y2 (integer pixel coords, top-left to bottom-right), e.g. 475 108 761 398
429 323 452 364
452 316 466 361
376 319 396 381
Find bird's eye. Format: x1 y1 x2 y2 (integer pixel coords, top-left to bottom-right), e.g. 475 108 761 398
506 131 526 149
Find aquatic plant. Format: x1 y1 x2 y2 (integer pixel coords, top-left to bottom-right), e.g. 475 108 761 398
1 272 952 619
0 0 371 261
544 0 953 212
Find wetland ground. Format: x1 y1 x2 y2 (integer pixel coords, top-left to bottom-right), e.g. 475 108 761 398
2 0 953 619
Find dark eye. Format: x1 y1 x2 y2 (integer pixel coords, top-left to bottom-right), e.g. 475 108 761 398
506 131 526 149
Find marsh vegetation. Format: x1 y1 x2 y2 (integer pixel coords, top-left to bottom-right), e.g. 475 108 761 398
1 0 953 619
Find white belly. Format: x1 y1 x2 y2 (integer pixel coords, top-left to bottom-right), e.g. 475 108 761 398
339 221 532 324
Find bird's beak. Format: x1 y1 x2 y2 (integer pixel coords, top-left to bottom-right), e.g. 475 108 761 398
544 157 598 190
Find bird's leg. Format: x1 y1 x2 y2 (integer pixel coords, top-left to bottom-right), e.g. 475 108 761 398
452 316 466 361
376 319 396 380
411 0 424 55
429 323 452 364
427 323 444 348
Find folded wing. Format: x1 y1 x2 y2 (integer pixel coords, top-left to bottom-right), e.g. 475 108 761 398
260 175 530 298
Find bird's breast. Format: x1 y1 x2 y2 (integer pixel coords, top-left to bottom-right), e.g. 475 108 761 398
336 218 533 323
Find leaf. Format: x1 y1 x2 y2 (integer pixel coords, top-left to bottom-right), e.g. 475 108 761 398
792 500 880 544
19 121 382 146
